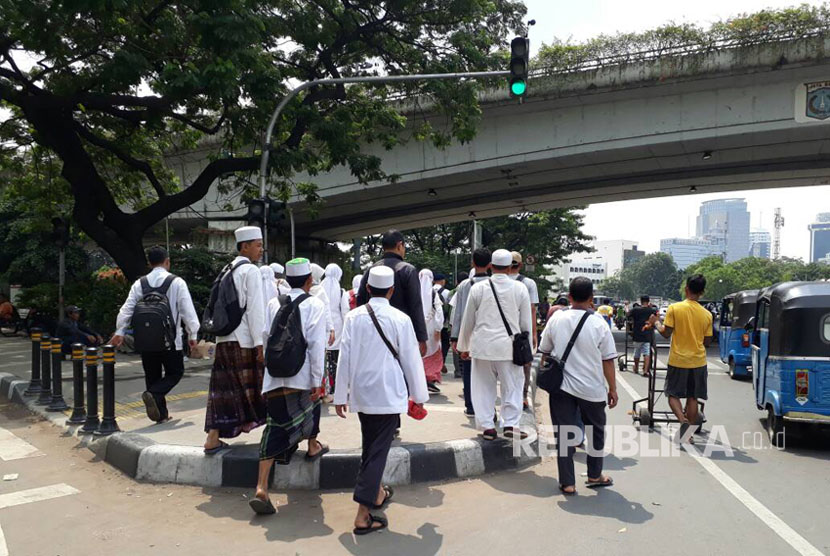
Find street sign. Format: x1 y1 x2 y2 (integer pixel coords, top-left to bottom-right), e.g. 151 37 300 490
525 254 537 265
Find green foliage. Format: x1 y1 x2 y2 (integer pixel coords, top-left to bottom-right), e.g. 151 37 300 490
168 246 226 316
0 0 527 278
603 252 681 300
536 4 830 72
682 256 830 300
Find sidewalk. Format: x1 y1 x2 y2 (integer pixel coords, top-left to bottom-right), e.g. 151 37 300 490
0 335 541 490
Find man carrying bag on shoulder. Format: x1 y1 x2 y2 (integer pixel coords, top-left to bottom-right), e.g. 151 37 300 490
538 277 618 496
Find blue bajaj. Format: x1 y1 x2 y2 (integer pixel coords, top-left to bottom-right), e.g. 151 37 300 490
750 282 830 447
718 290 759 380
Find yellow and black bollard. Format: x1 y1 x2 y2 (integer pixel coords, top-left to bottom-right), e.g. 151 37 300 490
47 339 69 412
66 343 86 424
24 328 42 396
35 334 52 405
95 345 119 436
79 347 100 434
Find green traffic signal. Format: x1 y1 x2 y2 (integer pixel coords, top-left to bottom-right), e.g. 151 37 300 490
511 80 527 96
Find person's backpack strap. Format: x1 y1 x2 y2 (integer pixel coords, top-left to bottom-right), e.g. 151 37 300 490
488 278 513 338
139 274 177 295
517 274 525 283
560 311 591 367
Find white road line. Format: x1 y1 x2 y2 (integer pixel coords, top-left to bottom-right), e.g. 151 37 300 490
616 372 824 556
0 484 80 510
0 523 7 556
0 427 43 461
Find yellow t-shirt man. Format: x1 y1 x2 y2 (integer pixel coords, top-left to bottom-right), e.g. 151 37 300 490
665 299 713 368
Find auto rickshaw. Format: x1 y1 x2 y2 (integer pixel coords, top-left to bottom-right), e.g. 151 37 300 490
718 290 759 380
749 282 830 446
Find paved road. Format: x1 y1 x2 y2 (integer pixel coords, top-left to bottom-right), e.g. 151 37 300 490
1 333 830 555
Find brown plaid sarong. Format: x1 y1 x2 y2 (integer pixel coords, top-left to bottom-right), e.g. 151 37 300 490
204 342 267 438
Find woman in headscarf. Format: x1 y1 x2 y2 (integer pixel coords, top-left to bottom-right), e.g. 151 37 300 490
260 266 278 319
320 263 350 398
419 268 445 393
348 274 362 310
309 263 335 349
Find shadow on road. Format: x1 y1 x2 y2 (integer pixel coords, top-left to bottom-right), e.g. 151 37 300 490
338 522 443 555
557 487 654 524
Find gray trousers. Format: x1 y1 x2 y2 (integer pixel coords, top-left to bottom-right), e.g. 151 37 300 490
354 413 399 507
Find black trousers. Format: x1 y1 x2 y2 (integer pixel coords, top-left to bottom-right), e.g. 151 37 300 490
140 350 184 419
440 327 450 365
460 359 473 413
549 389 606 488
326 350 339 394
354 413 399 507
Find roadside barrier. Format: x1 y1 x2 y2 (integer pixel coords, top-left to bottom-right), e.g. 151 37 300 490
35 334 52 405
24 328 42 396
95 345 119 436
80 347 100 434
66 343 86 424
47 338 69 412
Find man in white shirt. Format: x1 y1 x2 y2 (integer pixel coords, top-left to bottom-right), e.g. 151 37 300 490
457 249 532 441
539 277 618 495
250 258 328 515
270 262 291 295
335 266 429 535
509 251 540 411
111 246 200 423
203 226 268 454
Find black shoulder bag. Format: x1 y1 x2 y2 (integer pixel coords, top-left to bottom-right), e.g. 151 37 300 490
488 279 534 366
537 311 591 394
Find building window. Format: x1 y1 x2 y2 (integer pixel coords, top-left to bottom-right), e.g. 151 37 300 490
823 314 830 344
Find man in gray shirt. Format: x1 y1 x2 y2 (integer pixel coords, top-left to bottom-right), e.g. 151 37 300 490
450 248 491 416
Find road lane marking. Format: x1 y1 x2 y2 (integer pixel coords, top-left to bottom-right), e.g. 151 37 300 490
616 372 824 556
0 427 43 461
0 523 7 556
0 484 80 510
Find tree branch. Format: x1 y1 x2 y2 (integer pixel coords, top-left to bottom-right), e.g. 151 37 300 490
73 122 166 198
134 156 259 228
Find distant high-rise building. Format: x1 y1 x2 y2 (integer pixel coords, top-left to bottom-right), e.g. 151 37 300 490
749 230 772 259
590 240 642 276
808 212 830 263
660 238 724 270
696 198 751 263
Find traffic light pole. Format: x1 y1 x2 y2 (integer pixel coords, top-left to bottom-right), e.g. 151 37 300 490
258 70 511 260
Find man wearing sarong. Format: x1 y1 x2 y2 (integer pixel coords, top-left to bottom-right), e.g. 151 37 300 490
250 258 328 515
203 226 268 453
335 266 429 535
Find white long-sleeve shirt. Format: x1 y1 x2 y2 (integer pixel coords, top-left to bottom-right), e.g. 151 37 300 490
216 256 266 349
261 289 327 393
456 274 532 361
334 297 429 414
310 284 334 334
327 289 351 351
424 289 444 357
115 266 200 351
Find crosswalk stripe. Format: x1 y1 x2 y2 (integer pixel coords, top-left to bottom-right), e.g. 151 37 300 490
0 427 43 461
0 483 79 510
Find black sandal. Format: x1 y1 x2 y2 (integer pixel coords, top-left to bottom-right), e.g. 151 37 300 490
353 514 387 536
585 476 614 489
559 485 577 496
371 486 394 510
249 497 277 515
305 443 330 461
204 440 229 455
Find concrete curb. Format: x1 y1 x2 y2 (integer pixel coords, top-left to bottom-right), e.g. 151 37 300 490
0 360 541 490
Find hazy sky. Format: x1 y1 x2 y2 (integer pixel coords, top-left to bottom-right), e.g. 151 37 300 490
521 0 828 261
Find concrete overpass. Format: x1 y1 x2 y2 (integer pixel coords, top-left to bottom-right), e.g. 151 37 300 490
175 35 830 243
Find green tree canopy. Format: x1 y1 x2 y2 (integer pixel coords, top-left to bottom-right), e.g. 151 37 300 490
601 252 681 301
0 0 526 279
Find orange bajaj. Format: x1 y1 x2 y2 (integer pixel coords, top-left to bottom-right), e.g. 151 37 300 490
748 282 830 447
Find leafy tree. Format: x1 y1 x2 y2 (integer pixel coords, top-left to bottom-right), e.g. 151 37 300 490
0 0 526 279
620 252 681 300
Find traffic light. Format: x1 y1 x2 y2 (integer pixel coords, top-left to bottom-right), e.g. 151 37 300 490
267 199 287 232
509 36 529 98
51 217 69 248
245 198 266 228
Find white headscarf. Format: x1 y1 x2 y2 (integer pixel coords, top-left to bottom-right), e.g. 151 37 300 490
260 265 277 312
351 275 362 292
310 263 325 286
419 268 434 320
321 263 343 317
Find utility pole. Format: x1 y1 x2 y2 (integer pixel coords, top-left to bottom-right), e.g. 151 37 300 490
773 207 784 260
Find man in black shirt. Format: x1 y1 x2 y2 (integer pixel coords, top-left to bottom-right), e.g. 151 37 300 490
357 229 427 355
628 295 657 376
56 305 103 353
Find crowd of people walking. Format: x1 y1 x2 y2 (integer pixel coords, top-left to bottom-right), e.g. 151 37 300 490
106 226 714 533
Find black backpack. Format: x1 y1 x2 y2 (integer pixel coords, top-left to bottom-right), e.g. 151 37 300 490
202 260 249 337
131 275 177 353
266 294 311 378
